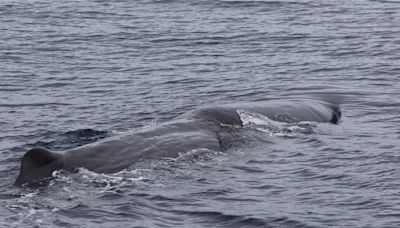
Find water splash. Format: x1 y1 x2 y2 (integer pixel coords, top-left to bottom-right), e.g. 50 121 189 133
237 109 317 137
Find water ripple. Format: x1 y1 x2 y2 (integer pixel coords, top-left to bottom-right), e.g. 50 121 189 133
1 0 400 227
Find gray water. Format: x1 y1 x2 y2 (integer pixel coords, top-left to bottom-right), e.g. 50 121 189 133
1 0 400 227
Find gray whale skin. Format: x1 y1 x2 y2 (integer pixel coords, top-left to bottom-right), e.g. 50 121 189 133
14 99 341 186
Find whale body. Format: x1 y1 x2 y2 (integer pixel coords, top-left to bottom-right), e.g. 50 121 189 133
14 99 341 186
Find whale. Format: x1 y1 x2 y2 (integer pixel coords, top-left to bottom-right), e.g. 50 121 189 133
14 99 341 186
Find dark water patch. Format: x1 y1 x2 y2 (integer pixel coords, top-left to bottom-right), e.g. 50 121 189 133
25 129 110 151
0 87 25 92
59 203 141 219
189 188 234 197
215 195 261 203
230 165 265 173
248 183 278 190
0 102 72 108
85 89 116 94
96 192 125 200
270 216 319 228
37 82 72 88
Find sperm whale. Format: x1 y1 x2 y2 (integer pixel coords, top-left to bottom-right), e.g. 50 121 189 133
14 99 341 186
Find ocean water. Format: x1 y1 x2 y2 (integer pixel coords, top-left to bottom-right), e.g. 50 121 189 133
1 0 399 227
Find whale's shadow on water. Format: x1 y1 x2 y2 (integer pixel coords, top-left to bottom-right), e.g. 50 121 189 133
13 98 342 186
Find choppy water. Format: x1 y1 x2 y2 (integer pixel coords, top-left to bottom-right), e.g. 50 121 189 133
1 0 399 227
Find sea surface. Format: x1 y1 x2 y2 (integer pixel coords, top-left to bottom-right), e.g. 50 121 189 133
0 0 399 227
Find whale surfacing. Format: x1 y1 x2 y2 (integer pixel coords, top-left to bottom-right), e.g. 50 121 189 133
14 99 341 186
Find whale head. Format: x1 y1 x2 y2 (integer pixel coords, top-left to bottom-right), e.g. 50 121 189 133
14 148 64 186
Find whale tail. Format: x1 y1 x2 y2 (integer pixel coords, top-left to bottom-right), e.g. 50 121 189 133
14 148 63 186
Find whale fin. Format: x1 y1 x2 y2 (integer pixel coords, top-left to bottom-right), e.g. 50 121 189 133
14 148 63 186
330 105 341 124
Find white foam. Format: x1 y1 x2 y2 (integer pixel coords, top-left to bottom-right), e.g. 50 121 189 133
237 109 316 137
27 208 37 217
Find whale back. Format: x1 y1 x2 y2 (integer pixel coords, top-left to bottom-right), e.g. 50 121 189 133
240 100 341 124
13 99 342 186
184 100 341 126
14 148 63 186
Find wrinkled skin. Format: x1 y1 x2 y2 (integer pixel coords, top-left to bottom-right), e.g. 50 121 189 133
14 99 341 186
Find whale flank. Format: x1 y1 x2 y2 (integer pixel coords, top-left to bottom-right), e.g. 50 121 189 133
14 99 341 186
